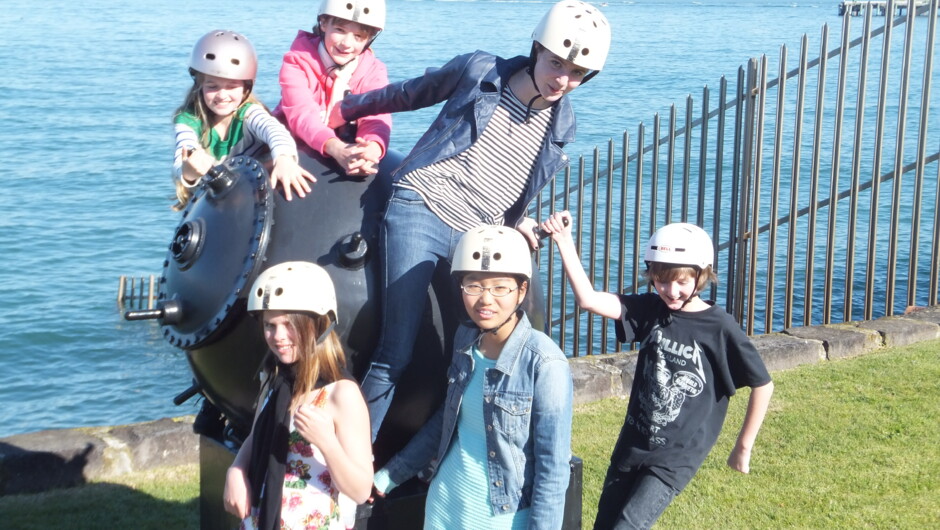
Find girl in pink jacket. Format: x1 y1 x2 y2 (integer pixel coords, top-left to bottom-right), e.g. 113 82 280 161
276 0 391 178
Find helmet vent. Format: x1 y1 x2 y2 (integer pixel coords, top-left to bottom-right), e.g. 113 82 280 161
563 39 572 48
346 2 353 9
205 53 216 61
231 58 241 65
255 287 263 297
363 7 370 14
472 251 481 260
274 287 284 296
493 252 503 261
582 49 590 56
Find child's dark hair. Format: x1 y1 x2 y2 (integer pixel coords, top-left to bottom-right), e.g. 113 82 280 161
643 262 717 294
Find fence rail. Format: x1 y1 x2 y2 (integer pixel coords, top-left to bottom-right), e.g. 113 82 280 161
535 0 940 357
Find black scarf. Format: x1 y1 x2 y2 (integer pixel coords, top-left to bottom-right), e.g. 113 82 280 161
247 362 296 530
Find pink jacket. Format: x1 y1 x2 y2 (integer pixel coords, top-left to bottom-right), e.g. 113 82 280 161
276 31 392 157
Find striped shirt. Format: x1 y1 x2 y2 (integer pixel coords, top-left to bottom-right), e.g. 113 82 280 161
173 102 298 186
399 88 554 231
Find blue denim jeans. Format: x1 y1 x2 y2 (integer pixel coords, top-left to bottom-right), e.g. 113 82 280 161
592 465 680 530
359 187 464 440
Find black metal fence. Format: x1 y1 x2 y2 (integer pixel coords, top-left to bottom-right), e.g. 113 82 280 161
534 0 940 357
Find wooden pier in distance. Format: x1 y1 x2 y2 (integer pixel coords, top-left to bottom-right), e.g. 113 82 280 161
839 0 932 16
117 274 157 310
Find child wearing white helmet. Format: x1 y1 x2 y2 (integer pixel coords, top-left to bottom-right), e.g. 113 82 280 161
223 262 372 530
275 0 391 177
371 225 573 528
327 0 611 442
540 213 774 529
173 30 314 210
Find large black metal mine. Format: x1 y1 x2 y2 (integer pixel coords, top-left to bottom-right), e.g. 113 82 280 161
125 150 580 529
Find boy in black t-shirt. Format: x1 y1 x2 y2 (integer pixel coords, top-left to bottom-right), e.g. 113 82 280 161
540 213 774 530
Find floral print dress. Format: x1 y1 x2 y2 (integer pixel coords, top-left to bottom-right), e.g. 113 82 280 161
243 383 350 530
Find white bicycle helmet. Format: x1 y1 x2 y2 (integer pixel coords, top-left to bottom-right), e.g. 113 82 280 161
319 0 386 31
248 261 338 324
644 223 714 270
189 30 258 81
532 0 611 72
452 226 532 281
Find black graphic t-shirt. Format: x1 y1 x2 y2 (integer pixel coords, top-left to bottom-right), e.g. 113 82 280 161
612 292 771 491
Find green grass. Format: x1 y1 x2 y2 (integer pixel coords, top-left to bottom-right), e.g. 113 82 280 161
2 341 938 528
574 340 940 528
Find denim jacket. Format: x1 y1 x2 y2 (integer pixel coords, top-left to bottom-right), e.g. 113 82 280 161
340 51 576 226
381 314 573 529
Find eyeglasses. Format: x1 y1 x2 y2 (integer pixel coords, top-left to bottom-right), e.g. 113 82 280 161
460 284 518 297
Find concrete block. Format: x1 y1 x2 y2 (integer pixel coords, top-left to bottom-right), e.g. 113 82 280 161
858 315 940 348
569 352 638 405
0 416 197 496
784 323 882 360
0 429 103 494
751 333 826 372
898 305 940 327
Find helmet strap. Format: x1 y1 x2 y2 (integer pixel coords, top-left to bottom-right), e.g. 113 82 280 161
315 319 337 345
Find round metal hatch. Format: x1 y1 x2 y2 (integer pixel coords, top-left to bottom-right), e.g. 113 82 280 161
157 157 272 349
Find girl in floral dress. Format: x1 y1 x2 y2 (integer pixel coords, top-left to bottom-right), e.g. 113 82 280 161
223 262 373 530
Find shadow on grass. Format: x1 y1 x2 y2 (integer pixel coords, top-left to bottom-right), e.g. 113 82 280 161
0 481 199 530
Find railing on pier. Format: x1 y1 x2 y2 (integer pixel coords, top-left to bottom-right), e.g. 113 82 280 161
840 0 932 17
535 0 940 357
118 274 157 310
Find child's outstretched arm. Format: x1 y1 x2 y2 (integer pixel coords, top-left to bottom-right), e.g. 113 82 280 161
293 380 374 504
540 211 622 320
727 380 774 473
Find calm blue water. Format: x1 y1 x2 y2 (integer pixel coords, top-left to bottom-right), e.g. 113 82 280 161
0 0 845 437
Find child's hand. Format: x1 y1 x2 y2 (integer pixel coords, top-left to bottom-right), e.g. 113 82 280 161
325 138 380 178
540 211 574 243
223 465 252 519
181 147 215 184
293 402 336 449
727 444 752 474
515 218 540 250
270 154 317 201
345 138 381 178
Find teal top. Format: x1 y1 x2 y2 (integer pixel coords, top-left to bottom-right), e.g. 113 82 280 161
423 345 530 529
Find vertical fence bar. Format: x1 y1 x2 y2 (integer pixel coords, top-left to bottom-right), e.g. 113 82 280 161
682 96 694 223
560 165 572 351
908 0 938 308
865 0 895 319
652 114 661 233
729 67 746 319
617 130 630 351
746 56 767 335
736 58 758 330
603 139 614 353
932 134 940 306
714 78 728 304
886 4 916 315
698 86 710 229
806 24 830 326
546 175 557 336
574 157 585 356
633 122 645 299
766 46 788 333
846 5 874 321
824 12 852 324
786 35 810 328
588 149 600 356
630 122 649 302
666 105 676 223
